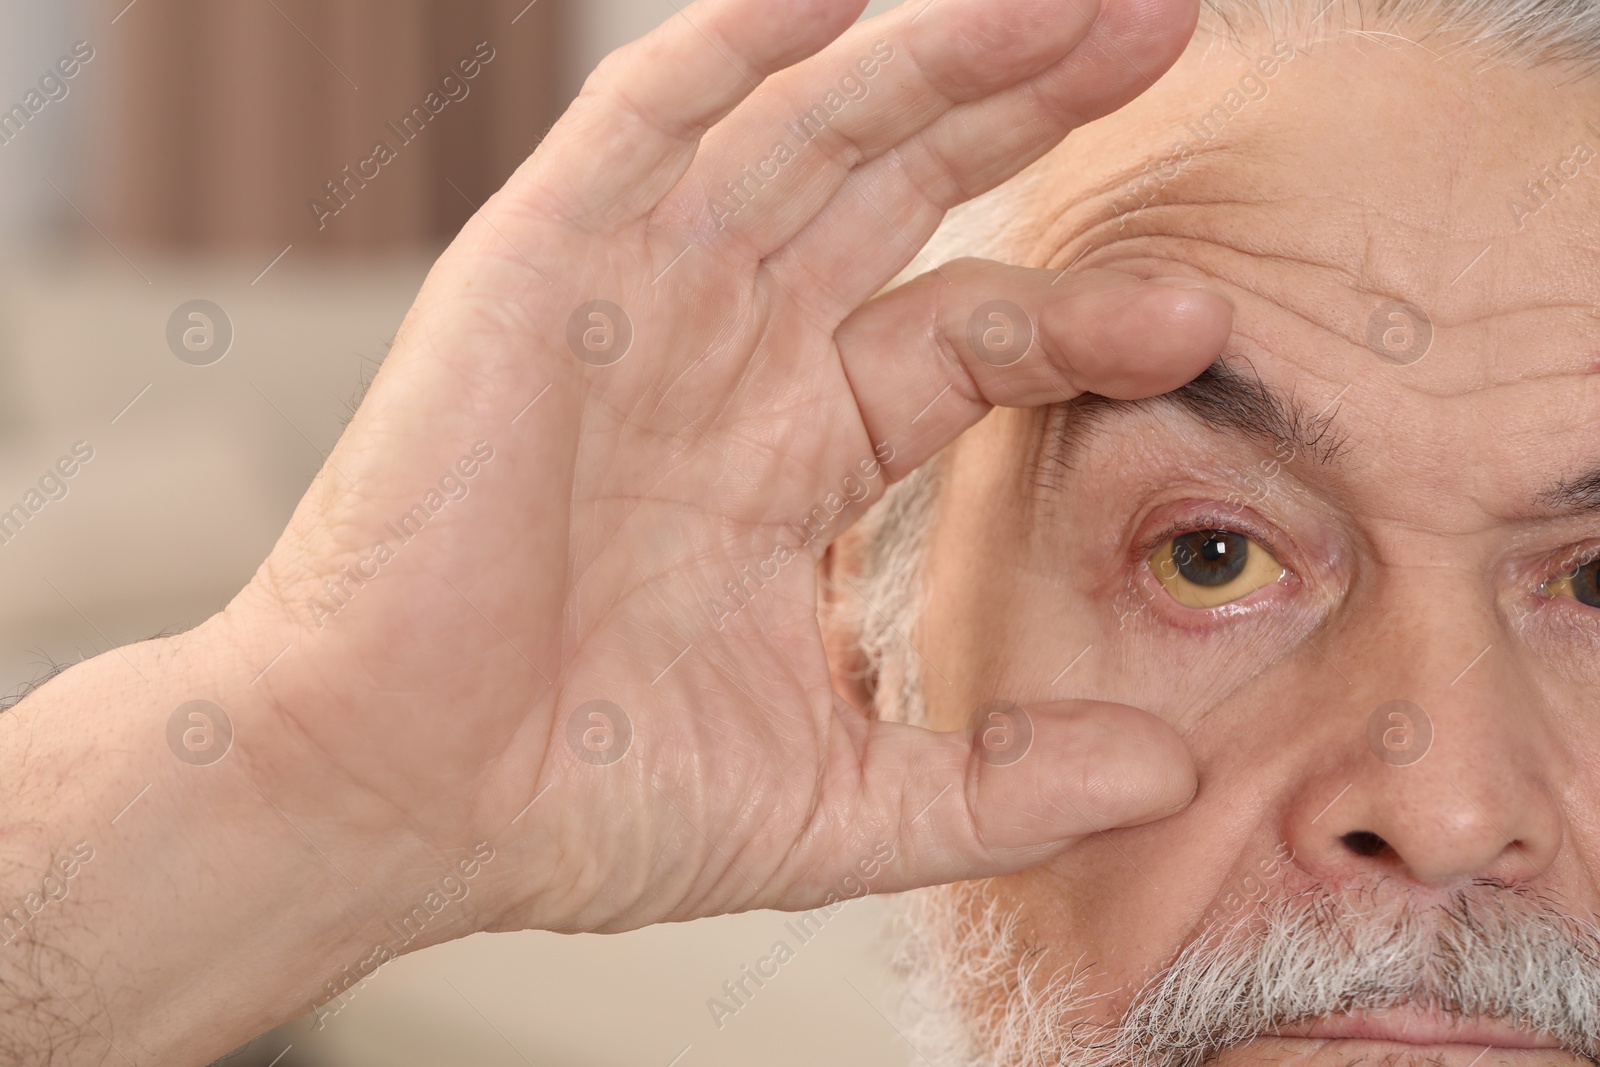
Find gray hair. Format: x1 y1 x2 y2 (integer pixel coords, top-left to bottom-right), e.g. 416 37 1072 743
1200 0 1600 79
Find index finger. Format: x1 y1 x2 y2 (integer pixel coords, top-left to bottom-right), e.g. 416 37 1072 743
832 261 1234 481
511 0 867 232
661 0 1115 255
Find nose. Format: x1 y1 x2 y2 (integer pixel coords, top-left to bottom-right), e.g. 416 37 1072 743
1284 613 1564 889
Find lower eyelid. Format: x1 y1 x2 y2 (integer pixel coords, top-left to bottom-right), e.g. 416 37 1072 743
1127 582 1289 636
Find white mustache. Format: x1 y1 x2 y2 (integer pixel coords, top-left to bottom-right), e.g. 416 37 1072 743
892 880 1600 1067
1101 883 1600 1066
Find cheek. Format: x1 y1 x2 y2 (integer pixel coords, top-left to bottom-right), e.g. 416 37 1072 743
1018 784 1293 1016
1002 845 1201 1021
920 555 1112 732
1095 595 1320 727
959 541 1318 741
920 523 1322 746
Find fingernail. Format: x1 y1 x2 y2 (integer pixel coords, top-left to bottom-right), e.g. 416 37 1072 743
1154 779 1200 819
1148 276 1235 309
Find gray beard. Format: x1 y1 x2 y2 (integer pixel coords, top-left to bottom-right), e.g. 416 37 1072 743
887 878 1600 1067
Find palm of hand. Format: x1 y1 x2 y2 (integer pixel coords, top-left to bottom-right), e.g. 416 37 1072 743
239 0 1227 936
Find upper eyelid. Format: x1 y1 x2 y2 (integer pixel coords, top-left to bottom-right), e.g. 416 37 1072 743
1135 506 1292 573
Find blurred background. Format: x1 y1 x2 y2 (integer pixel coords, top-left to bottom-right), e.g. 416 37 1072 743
0 0 915 1064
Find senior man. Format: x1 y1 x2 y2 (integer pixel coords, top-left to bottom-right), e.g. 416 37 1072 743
854 1 1600 1063
3 0 1596 1063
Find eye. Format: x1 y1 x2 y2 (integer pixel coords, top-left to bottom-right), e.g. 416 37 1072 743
1148 529 1287 608
1543 559 1600 608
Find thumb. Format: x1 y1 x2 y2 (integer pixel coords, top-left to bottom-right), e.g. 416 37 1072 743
961 698 1197 854
785 699 1196 902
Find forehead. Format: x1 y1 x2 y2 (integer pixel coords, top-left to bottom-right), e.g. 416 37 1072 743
1000 31 1600 521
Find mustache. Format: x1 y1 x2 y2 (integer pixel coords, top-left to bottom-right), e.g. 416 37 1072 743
1097 880 1600 1067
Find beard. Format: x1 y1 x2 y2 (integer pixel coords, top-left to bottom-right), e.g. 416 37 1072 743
887 875 1600 1066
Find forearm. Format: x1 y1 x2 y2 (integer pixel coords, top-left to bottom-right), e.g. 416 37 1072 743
0 597 446 1064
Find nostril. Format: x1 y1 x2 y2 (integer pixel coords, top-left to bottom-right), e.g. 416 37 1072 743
1341 830 1389 858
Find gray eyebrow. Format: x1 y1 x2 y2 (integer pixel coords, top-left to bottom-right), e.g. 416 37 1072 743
1039 354 1350 473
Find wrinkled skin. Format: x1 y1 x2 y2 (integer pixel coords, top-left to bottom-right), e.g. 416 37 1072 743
856 20 1600 1067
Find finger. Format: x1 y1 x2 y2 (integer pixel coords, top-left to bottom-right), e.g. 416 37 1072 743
661 0 1118 254
769 0 1206 314
509 0 866 231
832 259 1234 479
776 698 1196 904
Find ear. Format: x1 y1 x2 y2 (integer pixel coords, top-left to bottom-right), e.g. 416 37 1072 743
817 522 877 721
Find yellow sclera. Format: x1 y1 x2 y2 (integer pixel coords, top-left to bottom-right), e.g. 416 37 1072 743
1148 532 1286 609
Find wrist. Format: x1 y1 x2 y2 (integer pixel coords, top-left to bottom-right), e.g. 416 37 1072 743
180 592 499 1042
0 595 465 1063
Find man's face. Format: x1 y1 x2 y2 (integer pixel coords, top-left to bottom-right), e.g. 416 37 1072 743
899 19 1600 1067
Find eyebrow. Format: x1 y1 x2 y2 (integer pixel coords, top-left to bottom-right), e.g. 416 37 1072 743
1040 354 1350 473
1038 359 1600 521
1539 470 1600 516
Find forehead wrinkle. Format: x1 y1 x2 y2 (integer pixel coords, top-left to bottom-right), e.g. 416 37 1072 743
1031 90 1464 304
1072 186 1466 306
1030 82 1600 332
1021 94 1313 267
1043 200 1600 407
1029 145 1274 272
999 39 1600 470
1032 177 1424 348
1071 214 1600 405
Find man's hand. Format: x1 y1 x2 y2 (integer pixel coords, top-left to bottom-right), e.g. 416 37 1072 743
2 0 1232 1060
247 0 1229 933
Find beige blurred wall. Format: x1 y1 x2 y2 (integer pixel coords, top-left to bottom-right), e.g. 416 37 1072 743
83 0 566 253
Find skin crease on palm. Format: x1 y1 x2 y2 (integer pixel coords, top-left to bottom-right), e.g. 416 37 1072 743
847 11 1600 1067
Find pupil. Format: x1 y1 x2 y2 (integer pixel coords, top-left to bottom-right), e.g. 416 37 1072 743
1577 561 1600 608
1174 531 1248 587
